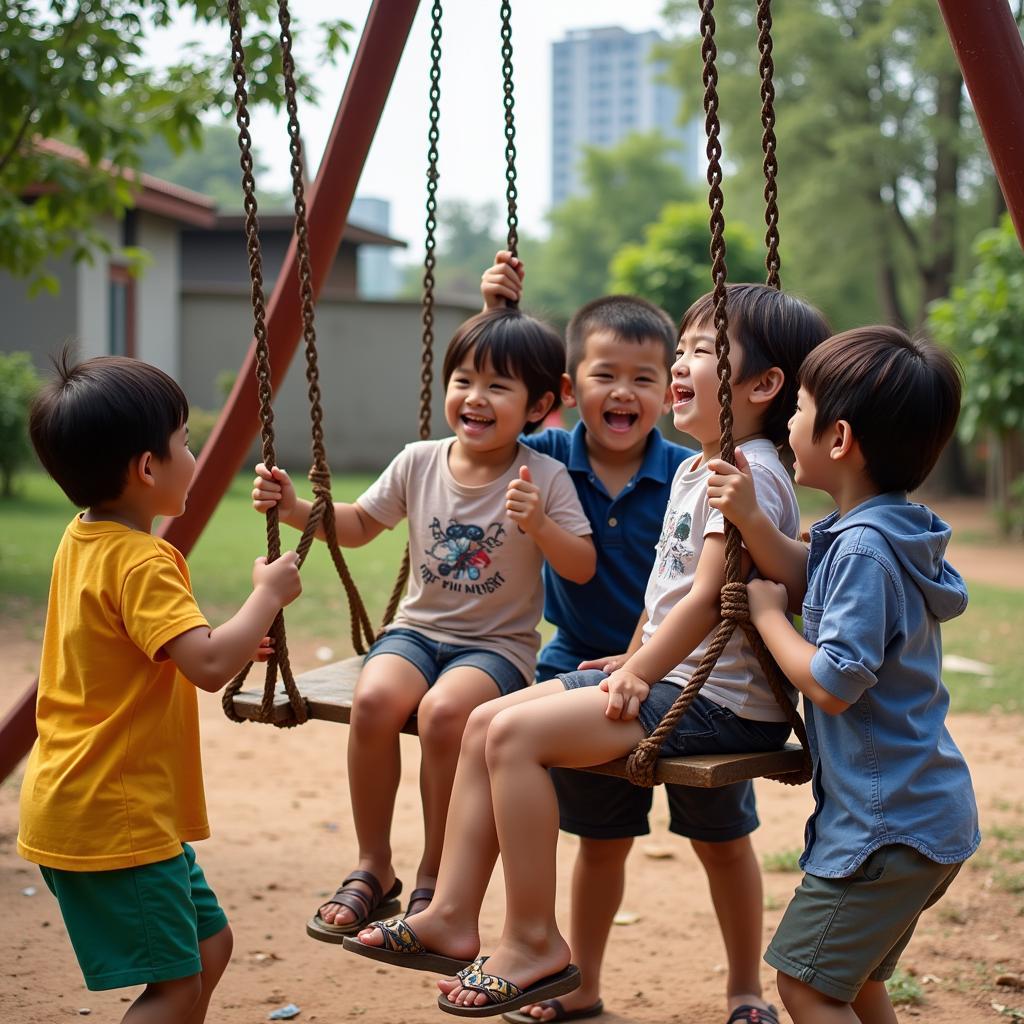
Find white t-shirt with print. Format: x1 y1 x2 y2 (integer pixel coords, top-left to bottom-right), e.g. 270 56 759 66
641 438 800 721
357 439 592 683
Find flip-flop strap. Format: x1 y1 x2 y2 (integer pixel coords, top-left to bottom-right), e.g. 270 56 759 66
320 870 395 919
459 969 524 1006
456 956 489 981
537 1000 565 1018
372 916 426 955
726 1006 780 1024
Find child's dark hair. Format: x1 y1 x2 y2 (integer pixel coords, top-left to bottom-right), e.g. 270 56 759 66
799 326 962 493
442 307 564 435
680 284 831 445
566 295 676 378
29 349 189 508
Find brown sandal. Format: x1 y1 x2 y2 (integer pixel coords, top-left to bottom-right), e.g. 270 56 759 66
306 870 403 943
404 887 434 918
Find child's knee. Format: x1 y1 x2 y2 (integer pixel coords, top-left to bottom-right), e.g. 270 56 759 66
578 834 633 867
200 923 233 979
417 692 474 746
146 972 204 1014
351 683 413 734
483 707 526 767
690 834 755 869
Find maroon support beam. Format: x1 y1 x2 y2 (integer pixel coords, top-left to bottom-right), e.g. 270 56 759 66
162 0 421 555
0 0 421 785
937 0 1024 246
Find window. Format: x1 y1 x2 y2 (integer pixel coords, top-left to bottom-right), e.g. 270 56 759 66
108 265 136 358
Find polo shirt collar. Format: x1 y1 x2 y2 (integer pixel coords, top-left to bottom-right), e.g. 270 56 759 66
567 421 673 485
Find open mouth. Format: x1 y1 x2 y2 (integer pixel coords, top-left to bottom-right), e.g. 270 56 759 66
461 412 494 433
603 410 639 433
673 384 695 406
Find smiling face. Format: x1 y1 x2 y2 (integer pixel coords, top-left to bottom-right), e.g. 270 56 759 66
569 330 671 455
444 349 550 455
669 322 737 447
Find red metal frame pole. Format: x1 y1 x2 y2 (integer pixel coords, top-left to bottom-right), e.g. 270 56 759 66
161 0 421 555
0 0 421 785
937 0 1024 246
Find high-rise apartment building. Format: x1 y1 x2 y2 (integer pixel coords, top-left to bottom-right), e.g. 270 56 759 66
551 26 702 207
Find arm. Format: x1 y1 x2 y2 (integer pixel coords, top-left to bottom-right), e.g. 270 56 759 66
706 449 809 607
252 463 386 547
163 552 303 693
481 250 524 310
506 466 596 584
747 580 851 715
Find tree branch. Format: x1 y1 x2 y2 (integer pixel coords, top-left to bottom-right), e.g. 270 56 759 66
0 107 35 177
887 182 926 276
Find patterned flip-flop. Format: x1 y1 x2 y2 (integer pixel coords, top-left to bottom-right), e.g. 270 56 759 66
438 962 581 1018
306 870 402 943
341 917 474 975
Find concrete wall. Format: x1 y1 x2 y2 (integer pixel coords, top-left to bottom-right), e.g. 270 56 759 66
135 213 180 376
180 290 478 471
75 216 120 360
0 260 78 368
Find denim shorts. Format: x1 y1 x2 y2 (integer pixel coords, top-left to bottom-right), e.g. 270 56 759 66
366 627 527 696
765 845 963 1002
39 843 228 991
558 670 791 759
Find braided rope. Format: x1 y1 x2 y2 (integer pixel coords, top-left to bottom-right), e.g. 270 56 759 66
221 0 307 727
757 0 782 288
624 0 810 787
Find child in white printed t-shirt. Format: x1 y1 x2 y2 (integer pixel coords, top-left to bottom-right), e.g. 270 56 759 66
252 307 595 942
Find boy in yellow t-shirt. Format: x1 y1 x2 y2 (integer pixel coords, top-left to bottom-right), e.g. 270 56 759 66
18 352 302 1023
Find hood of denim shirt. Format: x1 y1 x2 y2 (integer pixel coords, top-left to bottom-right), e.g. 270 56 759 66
827 495 968 623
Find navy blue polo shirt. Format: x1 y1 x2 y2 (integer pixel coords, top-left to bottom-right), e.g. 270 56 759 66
521 422 694 678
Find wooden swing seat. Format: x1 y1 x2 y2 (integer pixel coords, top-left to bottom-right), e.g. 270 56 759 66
230 657 806 788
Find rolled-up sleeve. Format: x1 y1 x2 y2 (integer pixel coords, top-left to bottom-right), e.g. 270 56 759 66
810 551 900 705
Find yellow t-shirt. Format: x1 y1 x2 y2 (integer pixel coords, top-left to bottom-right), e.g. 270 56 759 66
18 517 211 871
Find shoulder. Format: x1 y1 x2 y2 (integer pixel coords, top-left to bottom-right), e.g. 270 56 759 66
661 435 696 471
519 427 569 460
520 444 571 482
822 527 904 598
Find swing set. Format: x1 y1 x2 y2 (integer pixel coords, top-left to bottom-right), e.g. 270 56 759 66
2 0 1023 788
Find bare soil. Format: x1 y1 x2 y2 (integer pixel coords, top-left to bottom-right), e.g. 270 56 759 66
2 499 1023 1023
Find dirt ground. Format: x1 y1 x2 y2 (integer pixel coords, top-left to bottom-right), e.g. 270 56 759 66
2 499 1024 1023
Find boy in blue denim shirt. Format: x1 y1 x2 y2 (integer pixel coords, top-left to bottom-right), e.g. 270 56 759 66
708 325 980 1024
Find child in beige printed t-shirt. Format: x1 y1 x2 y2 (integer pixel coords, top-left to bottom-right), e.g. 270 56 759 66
252 307 595 941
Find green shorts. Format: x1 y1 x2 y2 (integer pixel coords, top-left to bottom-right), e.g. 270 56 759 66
765 843 962 1003
39 842 229 991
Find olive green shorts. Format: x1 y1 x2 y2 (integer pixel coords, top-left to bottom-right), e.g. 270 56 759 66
764 843 962 1003
39 842 228 991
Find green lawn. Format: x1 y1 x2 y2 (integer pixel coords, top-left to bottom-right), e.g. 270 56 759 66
1 470 1021 712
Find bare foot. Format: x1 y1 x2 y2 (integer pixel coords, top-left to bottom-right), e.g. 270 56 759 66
317 866 396 928
440 937 572 1009
516 988 601 1021
355 905 479 962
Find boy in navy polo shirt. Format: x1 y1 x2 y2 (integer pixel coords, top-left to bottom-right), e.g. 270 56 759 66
477 254 803 1024
708 326 979 1023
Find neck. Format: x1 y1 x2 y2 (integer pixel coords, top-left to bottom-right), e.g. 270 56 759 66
584 428 648 470
82 500 154 533
448 438 520 484
698 429 765 465
832 475 882 518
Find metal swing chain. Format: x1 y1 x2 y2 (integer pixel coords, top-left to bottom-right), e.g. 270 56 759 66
500 0 519 275
222 0 307 725
624 0 810 788
276 0 377 657
757 0 782 289
379 0 445 630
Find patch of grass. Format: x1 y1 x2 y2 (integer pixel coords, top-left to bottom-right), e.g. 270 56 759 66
994 869 1024 895
762 848 803 873
937 903 968 926
763 892 782 911
885 967 924 1006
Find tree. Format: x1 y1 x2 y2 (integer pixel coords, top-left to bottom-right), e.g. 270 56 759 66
521 132 693 321
609 201 767 317
928 216 1024 530
1 1 349 292
141 123 291 212
660 0 1004 330
0 352 41 497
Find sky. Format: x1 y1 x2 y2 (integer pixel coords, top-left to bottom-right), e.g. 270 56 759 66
147 1 699 263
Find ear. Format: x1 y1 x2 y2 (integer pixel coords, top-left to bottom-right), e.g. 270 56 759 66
527 390 556 426
747 366 785 406
829 420 859 462
560 372 578 409
661 380 673 415
133 452 157 489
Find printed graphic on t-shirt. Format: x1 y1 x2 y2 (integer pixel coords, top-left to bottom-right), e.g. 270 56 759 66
421 517 508 595
656 509 693 580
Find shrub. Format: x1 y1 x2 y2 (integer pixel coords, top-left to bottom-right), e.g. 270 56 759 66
0 352 42 497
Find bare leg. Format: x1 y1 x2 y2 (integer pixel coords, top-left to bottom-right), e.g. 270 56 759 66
691 836 774 1017
776 973 860 1024
516 836 633 1020
850 980 899 1024
357 679 569 963
320 655 426 927
184 924 233 1024
415 667 505 892
448 685 645 1008
121 977 202 1023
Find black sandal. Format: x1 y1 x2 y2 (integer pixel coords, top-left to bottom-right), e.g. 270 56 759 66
306 870 403 943
726 1006 780 1024
404 886 434 918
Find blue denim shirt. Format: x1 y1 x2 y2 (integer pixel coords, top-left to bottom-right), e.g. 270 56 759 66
800 493 980 878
